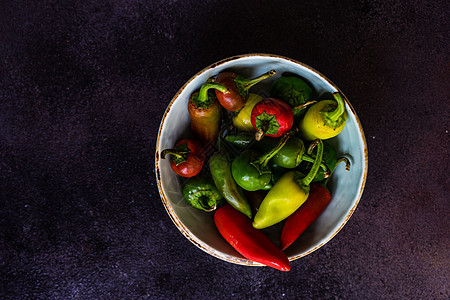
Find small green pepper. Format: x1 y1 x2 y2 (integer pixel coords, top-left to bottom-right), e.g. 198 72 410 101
182 175 224 211
209 151 252 218
270 76 315 118
231 134 291 192
253 136 329 173
254 136 306 169
300 92 347 140
253 139 324 229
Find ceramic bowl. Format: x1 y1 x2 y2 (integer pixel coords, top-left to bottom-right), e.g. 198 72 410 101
155 54 368 266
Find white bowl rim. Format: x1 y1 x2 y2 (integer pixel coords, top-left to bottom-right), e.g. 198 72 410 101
155 53 368 266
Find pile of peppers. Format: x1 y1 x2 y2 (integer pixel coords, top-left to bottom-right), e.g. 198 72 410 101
161 71 351 271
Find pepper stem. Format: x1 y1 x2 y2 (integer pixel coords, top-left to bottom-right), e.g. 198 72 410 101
323 156 351 186
300 154 329 172
198 82 229 100
240 70 276 89
161 143 190 165
296 139 323 188
160 149 189 164
293 100 317 110
255 132 291 168
193 82 229 109
324 92 346 121
255 129 265 141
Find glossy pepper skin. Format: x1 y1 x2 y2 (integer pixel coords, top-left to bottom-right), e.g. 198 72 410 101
214 204 290 271
280 156 351 250
270 76 315 118
251 98 294 141
253 137 329 177
231 133 291 191
188 81 229 145
161 139 205 178
301 92 347 140
254 136 306 169
253 140 324 229
209 151 252 218
280 183 331 250
182 175 224 211
232 93 263 131
215 70 276 111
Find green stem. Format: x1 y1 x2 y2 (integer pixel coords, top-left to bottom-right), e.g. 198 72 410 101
324 92 346 121
240 70 276 89
301 154 329 171
199 82 229 99
298 139 323 187
161 149 189 161
193 82 229 108
255 132 291 167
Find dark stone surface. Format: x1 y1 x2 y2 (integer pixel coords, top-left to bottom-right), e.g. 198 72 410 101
1 0 448 298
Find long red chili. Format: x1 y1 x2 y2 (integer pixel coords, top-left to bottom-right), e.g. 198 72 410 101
214 204 290 271
280 157 351 250
279 183 331 250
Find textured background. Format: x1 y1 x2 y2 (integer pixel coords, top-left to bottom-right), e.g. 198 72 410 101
1 0 449 299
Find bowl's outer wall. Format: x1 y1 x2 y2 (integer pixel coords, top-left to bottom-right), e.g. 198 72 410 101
155 54 368 266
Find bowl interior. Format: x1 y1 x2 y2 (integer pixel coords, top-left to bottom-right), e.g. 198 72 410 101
156 54 367 266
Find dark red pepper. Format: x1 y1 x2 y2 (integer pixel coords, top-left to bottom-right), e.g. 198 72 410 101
279 183 331 250
215 70 276 111
280 157 351 250
251 98 294 141
161 139 205 178
214 204 290 271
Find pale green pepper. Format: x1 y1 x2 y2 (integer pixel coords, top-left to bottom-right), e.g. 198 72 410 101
252 139 324 229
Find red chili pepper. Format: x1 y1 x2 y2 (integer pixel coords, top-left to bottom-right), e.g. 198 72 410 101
280 157 351 250
214 204 291 271
161 139 205 177
279 183 331 250
215 70 276 111
251 98 294 141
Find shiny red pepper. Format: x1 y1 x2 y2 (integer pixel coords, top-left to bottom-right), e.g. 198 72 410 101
214 204 290 271
251 98 294 141
215 70 276 111
280 157 351 250
279 183 331 250
161 139 205 177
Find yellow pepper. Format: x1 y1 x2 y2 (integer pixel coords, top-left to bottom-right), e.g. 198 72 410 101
300 92 347 140
232 93 263 131
253 140 324 229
